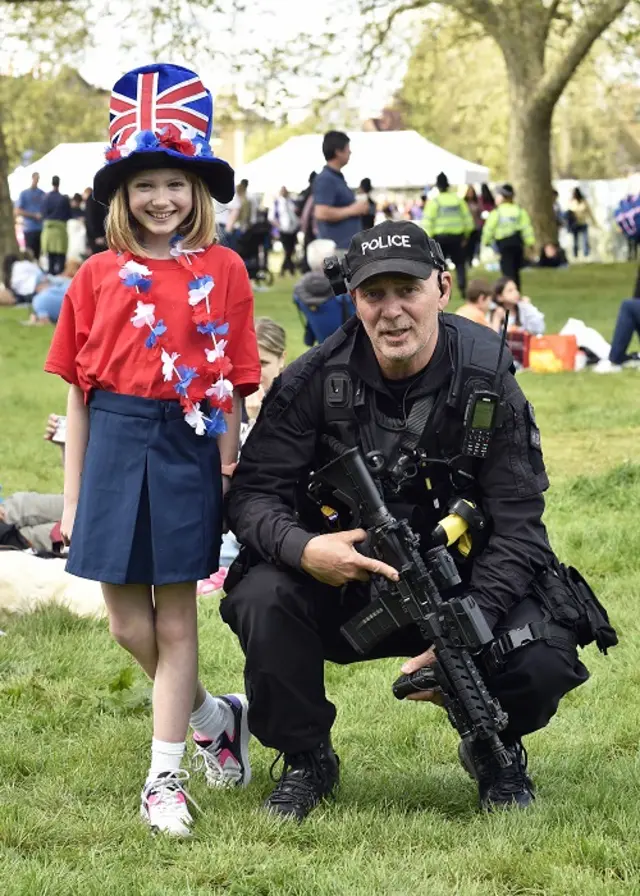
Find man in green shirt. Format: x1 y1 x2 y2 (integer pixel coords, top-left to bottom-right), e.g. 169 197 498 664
482 184 535 289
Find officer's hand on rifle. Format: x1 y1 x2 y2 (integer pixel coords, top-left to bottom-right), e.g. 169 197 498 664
301 529 400 587
400 648 444 705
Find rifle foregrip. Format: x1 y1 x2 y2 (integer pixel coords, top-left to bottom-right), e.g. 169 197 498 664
392 668 439 700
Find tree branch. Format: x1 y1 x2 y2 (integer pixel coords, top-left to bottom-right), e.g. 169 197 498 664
443 0 500 38
546 0 562 23
534 0 632 108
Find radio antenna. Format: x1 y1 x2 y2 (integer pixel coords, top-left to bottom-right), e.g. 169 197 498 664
493 309 509 390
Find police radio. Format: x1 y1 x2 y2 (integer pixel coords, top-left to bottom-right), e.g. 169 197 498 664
461 388 500 458
461 311 509 459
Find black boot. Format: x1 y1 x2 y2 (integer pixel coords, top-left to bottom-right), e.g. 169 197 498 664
264 739 340 821
458 738 535 811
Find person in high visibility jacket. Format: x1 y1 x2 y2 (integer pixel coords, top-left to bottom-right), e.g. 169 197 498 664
422 172 473 296
482 184 535 290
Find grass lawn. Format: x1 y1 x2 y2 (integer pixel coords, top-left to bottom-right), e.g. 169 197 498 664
1 262 639 895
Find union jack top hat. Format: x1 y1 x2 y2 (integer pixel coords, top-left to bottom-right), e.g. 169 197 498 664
93 63 235 205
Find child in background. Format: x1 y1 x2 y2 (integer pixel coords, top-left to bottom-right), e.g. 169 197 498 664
491 277 545 336
44 64 260 837
455 279 504 332
243 317 287 425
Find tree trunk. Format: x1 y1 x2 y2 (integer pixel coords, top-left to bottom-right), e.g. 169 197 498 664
0 120 19 265
508 87 557 248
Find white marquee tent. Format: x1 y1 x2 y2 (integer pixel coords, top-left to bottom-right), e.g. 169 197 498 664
9 130 490 201
9 142 106 200
237 130 490 193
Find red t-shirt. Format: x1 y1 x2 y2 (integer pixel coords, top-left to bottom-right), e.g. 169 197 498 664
45 246 260 401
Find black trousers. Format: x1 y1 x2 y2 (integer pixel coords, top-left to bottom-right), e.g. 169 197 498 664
48 253 66 275
435 233 467 296
465 228 482 265
24 230 41 260
280 231 298 275
221 563 589 754
497 240 524 290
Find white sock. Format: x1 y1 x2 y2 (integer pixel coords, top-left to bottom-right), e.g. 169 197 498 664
189 691 233 742
146 738 185 785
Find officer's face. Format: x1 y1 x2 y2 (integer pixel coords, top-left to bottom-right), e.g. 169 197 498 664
353 272 451 378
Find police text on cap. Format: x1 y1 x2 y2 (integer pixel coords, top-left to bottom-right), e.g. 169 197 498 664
361 234 412 253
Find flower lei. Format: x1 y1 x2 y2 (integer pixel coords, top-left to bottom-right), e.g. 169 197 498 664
119 240 233 437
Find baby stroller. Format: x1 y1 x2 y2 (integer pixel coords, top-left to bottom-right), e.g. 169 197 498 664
235 214 274 288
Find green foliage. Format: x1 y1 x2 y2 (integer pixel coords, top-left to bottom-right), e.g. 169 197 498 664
395 11 640 181
0 67 107 171
1 264 640 893
395 14 510 178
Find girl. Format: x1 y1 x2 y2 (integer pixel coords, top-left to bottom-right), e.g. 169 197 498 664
491 276 545 336
44 64 261 837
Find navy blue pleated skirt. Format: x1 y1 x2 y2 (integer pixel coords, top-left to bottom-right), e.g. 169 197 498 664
66 391 222 586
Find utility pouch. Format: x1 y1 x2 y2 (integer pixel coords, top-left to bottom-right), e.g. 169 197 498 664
532 562 618 654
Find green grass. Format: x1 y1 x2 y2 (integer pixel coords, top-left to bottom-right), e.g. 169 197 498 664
1 263 640 895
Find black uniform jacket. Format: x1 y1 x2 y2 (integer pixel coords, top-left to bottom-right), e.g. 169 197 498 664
227 316 554 631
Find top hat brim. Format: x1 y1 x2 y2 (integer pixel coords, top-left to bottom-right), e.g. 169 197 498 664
93 148 235 206
347 257 435 291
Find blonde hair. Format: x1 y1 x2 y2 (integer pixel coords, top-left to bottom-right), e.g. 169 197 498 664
255 317 286 357
106 171 216 256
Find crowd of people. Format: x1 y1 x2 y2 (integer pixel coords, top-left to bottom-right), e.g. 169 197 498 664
4 172 107 321
210 130 614 310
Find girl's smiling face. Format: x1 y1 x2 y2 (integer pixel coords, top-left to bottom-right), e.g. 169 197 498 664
127 168 193 239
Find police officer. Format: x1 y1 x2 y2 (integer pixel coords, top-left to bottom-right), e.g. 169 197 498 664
482 184 535 289
422 172 473 297
222 220 590 822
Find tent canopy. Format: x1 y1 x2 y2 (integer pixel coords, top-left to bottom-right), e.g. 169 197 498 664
237 130 490 194
9 142 106 200
9 130 491 201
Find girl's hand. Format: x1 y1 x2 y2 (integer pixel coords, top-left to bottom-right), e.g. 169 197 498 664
60 502 77 546
44 414 59 440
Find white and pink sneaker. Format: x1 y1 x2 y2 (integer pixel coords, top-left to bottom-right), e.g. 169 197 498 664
140 769 199 837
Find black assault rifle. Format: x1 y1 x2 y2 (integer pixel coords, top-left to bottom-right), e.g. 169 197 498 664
311 436 511 767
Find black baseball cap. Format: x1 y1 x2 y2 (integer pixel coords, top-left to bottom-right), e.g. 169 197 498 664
345 221 440 290
498 183 515 199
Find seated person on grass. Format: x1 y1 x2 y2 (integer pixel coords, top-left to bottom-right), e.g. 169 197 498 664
26 259 82 326
538 242 568 269
491 276 545 336
593 265 640 373
0 414 65 552
9 250 44 305
455 279 504 332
